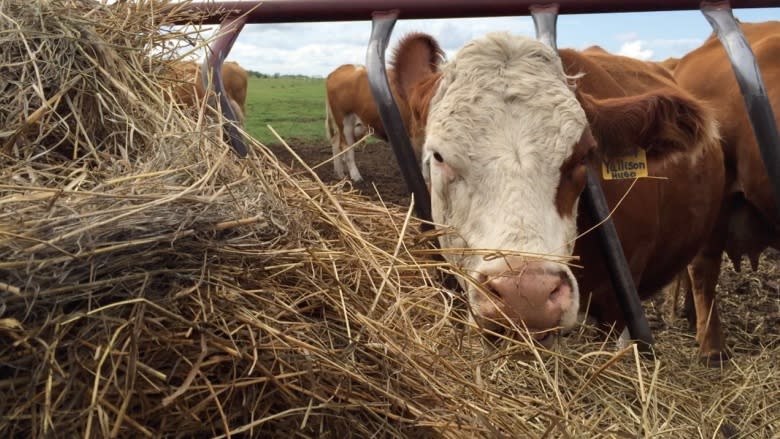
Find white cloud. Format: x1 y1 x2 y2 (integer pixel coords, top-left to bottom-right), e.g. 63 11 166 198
170 6 780 76
188 17 534 77
615 32 640 42
618 40 653 60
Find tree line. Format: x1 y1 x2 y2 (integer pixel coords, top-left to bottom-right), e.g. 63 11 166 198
246 70 322 80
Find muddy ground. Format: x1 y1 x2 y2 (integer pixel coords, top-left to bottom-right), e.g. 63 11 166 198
266 139 780 355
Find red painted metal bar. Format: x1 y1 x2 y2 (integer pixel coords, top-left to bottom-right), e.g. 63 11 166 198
178 0 776 24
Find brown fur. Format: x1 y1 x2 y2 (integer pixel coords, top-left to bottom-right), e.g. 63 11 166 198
658 56 681 72
168 60 248 126
389 34 445 149
673 20 780 363
324 64 396 144
393 35 725 358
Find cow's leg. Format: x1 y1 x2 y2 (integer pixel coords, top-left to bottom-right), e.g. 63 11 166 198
663 270 696 329
343 113 363 182
228 98 244 127
330 131 347 180
688 211 729 366
332 143 346 180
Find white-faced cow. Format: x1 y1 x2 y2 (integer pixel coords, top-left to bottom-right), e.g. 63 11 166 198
170 60 249 127
391 32 725 357
325 60 438 182
670 21 780 364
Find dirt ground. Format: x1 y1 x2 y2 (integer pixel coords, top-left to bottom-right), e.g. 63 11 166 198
266 139 412 207
265 139 780 355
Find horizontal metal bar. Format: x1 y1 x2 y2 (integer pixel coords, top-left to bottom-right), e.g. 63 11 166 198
177 0 777 24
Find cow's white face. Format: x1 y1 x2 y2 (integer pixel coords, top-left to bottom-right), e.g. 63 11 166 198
422 33 589 341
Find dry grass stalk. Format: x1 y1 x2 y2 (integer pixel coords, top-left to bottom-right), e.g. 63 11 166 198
1 1 779 438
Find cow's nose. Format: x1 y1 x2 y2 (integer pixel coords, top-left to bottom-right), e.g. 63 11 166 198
474 259 574 332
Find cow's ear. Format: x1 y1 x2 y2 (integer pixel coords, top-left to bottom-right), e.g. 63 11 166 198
391 32 444 99
578 89 717 159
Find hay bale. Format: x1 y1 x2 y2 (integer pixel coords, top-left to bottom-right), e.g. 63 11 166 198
1 1 779 438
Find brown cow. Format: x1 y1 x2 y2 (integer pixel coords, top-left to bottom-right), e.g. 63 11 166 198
325 60 438 182
658 57 681 72
169 60 248 127
391 32 725 357
672 21 780 364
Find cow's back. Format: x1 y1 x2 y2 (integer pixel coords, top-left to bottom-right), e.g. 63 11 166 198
675 21 780 225
560 49 725 320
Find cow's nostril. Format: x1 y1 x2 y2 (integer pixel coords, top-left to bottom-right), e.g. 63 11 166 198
484 282 501 299
549 283 564 302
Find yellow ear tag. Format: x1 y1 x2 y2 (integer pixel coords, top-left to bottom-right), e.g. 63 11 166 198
601 148 649 180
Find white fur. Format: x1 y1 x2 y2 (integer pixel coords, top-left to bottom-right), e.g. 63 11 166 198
423 32 588 330
329 112 366 182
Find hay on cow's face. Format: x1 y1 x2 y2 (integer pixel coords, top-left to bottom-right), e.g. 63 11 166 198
2 1 780 438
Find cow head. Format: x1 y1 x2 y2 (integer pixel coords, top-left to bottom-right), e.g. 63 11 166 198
392 32 713 345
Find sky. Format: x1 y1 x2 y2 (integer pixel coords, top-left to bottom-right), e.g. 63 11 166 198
190 6 780 77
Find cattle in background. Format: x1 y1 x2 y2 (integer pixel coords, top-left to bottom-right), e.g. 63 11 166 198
584 45 680 79
671 21 780 363
325 60 438 182
392 32 725 358
169 60 248 127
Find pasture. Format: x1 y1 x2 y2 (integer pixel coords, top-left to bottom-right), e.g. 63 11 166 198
248 75 410 205
244 76 326 145
2 1 779 438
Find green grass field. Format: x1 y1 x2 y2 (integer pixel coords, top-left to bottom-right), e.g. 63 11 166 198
244 76 327 145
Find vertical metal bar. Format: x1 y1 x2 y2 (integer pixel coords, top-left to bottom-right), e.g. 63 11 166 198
366 11 433 228
701 0 780 215
531 4 655 351
531 4 559 50
202 14 248 157
365 11 462 299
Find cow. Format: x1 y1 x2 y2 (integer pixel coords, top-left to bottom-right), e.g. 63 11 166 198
325 63 429 182
390 32 725 359
169 60 248 127
670 21 780 364
658 57 681 72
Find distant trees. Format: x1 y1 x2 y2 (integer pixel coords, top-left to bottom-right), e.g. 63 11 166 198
246 70 323 80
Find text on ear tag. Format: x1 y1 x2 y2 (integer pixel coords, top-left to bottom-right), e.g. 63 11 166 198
602 148 649 180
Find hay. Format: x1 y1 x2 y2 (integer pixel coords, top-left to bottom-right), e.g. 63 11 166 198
1 1 779 438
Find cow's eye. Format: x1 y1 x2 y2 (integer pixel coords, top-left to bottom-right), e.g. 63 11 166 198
433 151 444 163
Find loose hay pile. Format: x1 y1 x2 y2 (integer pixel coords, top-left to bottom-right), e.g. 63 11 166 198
1 1 779 438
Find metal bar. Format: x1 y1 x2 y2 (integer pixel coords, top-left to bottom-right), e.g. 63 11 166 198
531 4 559 50
701 0 780 216
178 0 777 24
202 14 248 157
531 4 655 351
366 10 433 227
582 173 655 350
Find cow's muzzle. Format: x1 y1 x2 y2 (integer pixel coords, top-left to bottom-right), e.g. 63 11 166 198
470 257 578 344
